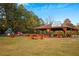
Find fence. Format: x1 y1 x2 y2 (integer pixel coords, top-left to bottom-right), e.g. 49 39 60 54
72 35 79 38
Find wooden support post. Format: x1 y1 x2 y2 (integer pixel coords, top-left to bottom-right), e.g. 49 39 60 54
74 29 78 35
47 29 51 38
63 27 67 37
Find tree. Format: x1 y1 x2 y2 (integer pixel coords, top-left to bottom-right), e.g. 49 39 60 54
24 11 44 33
77 23 79 28
77 23 79 35
63 18 74 27
0 3 18 33
0 3 44 34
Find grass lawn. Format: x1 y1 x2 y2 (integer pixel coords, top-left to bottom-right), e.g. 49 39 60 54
0 36 79 56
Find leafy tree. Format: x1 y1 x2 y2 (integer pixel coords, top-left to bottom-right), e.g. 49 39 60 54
63 18 74 27
77 23 79 29
0 3 17 33
0 3 44 34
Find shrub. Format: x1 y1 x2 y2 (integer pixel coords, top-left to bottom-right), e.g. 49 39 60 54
52 31 65 38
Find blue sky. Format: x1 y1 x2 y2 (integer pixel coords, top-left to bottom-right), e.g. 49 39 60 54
23 3 79 25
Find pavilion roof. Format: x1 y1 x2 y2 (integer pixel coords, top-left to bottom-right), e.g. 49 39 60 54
61 24 77 29
34 24 78 30
34 24 52 30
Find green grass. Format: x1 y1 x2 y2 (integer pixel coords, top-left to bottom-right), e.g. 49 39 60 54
0 36 79 56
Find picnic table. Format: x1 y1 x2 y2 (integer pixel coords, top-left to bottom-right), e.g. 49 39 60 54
26 34 50 39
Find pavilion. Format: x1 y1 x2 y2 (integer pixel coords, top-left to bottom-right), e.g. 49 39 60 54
34 23 78 38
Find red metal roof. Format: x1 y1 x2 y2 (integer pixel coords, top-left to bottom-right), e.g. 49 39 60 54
34 24 78 30
34 24 52 30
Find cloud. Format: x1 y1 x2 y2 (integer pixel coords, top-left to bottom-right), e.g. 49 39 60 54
18 3 31 7
46 3 70 9
56 4 70 8
23 3 31 6
23 3 70 9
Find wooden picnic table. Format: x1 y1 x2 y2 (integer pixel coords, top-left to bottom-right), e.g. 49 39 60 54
26 34 50 39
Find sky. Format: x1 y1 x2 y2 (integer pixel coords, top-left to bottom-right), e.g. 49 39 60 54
23 3 79 25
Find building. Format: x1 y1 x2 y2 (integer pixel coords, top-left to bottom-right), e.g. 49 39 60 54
34 23 78 38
